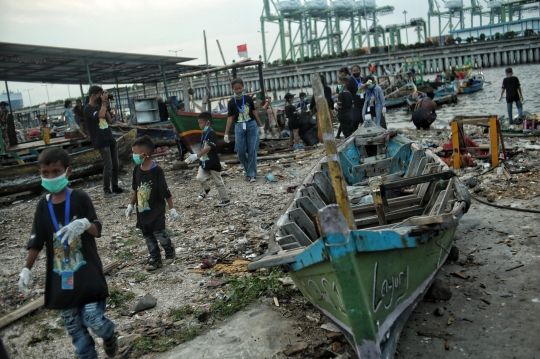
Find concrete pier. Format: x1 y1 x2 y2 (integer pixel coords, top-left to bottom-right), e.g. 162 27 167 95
137 36 540 101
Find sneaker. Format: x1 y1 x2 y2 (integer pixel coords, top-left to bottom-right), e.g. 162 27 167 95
103 332 119 358
145 259 163 271
198 189 210 201
250 177 257 183
216 200 231 207
112 187 124 194
293 143 304 150
245 177 252 182
104 188 113 197
164 254 176 265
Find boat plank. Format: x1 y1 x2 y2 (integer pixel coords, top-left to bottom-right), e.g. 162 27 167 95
280 222 313 247
289 209 318 242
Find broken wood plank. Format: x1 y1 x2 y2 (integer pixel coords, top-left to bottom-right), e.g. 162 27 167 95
505 264 524 272
0 260 121 330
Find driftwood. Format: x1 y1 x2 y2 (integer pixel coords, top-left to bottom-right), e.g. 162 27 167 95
0 260 122 330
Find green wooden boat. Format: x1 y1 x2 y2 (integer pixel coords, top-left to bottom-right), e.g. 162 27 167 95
249 76 471 358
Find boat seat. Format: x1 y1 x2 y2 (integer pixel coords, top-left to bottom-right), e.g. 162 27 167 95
309 171 336 204
299 187 326 209
288 208 318 241
280 222 313 247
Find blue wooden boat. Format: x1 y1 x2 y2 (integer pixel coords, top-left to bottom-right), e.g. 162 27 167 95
457 74 485 94
404 83 458 111
249 75 471 359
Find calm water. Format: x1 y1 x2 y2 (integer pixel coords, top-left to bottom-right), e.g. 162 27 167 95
272 64 540 129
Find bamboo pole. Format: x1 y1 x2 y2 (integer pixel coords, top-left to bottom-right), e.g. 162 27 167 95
178 58 252 79
311 74 355 230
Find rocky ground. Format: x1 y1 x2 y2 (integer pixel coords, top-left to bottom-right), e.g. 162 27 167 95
0 124 539 359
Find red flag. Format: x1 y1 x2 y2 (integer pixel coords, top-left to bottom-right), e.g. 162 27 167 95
237 44 248 58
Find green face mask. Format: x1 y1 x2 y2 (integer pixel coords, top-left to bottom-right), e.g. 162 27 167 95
203 125 209 133
133 154 145 165
234 91 245 97
41 170 69 193
337 85 343 91
368 84 375 90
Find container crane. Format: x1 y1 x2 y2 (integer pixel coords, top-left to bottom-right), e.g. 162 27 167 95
385 18 427 50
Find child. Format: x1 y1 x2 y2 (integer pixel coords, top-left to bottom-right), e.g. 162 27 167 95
337 76 354 138
224 78 265 182
18 147 118 359
185 112 230 207
64 100 87 138
284 93 303 150
297 92 308 111
125 135 179 271
40 117 51 145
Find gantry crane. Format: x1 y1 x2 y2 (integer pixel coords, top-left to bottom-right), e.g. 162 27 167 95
385 18 427 50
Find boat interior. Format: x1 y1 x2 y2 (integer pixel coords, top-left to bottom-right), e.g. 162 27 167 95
273 123 465 252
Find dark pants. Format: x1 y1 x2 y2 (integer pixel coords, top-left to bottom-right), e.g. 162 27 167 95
350 106 364 133
338 113 353 138
144 229 175 262
98 143 119 190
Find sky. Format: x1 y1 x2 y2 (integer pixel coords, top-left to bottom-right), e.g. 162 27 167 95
0 0 506 106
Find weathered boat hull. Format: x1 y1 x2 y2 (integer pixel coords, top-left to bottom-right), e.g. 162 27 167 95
249 119 470 358
404 84 458 110
0 129 136 196
457 79 484 94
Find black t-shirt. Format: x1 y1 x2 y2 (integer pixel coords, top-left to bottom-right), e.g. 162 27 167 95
502 76 521 103
349 76 365 107
310 86 334 111
26 189 107 310
338 91 353 118
199 129 221 172
285 103 299 130
227 95 256 123
132 164 172 234
84 104 116 150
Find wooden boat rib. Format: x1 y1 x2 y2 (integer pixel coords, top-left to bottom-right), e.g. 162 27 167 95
0 129 136 196
249 75 471 358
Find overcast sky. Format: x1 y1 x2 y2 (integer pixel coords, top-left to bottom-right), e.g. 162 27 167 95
0 0 504 105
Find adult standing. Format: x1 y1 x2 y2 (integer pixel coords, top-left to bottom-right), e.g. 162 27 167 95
224 78 265 182
334 67 358 139
0 101 9 151
350 65 365 132
84 86 123 196
499 67 523 122
362 77 387 129
73 99 85 127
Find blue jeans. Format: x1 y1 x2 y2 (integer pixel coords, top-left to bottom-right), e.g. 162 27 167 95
143 229 175 262
59 300 115 359
234 120 260 179
507 100 523 121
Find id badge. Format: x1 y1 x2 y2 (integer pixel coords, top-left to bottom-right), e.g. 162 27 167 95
360 93 365 99
62 271 74 290
242 122 246 130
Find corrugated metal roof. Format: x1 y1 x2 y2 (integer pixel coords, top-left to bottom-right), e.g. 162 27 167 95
0 42 201 85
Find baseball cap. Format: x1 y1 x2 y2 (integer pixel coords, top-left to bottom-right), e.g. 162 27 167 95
284 92 295 100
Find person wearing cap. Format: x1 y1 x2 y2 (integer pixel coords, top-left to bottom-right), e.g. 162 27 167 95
362 76 387 129
284 92 303 150
499 67 523 122
0 101 9 151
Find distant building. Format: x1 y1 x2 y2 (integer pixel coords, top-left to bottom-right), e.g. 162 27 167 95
0 91 24 110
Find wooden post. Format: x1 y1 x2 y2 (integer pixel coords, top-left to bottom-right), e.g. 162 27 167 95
311 74 355 230
451 121 461 168
490 116 499 167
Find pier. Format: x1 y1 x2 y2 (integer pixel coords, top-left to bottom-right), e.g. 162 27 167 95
130 36 540 102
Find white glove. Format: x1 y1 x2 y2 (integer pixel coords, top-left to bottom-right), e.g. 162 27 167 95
169 208 179 222
125 204 134 220
19 268 31 296
334 102 339 110
259 126 265 136
56 218 91 245
224 135 230 143
186 153 198 164
382 107 387 115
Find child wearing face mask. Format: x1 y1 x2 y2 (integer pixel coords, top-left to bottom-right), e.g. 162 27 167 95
18 147 119 359
125 135 179 271
185 112 230 207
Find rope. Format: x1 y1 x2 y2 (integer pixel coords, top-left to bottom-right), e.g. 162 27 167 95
471 193 540 214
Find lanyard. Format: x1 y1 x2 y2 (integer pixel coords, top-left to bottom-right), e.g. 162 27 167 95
201 128 212 148
298 102 306 108
48 189 71 263
351 76 362 87
234 95 245 114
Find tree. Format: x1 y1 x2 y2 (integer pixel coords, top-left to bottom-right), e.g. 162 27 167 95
479 33 486 41
524 29 535 37
495 32 501 40
504 31 516 39
466 36 474 43
456 37 462 44
445 36 455 45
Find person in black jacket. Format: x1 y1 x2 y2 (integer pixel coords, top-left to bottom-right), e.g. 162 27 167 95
309 74 334 112
337 76 354 138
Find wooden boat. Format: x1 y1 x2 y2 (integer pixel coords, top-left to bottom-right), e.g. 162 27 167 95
456 74 485 94
404 83 458 111
248 74 471 359
110 121 176 144
454 58 472 79
384 85 415 108
0 129 136 196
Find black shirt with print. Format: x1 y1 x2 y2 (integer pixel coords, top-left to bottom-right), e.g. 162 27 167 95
83 104 116 150
26 189 107 310
227 95 256 123
199 130 222 172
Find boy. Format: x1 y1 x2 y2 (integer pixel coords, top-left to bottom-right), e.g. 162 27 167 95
337 76 354 138
185 112 230 207
125 135 179 271
41 117 51 145
499 67 524 122
18 148 118 359
297 92 308 111
284 92 303 150
223 78 265 182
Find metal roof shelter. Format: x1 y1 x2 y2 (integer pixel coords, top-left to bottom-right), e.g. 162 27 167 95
0 42 199 86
